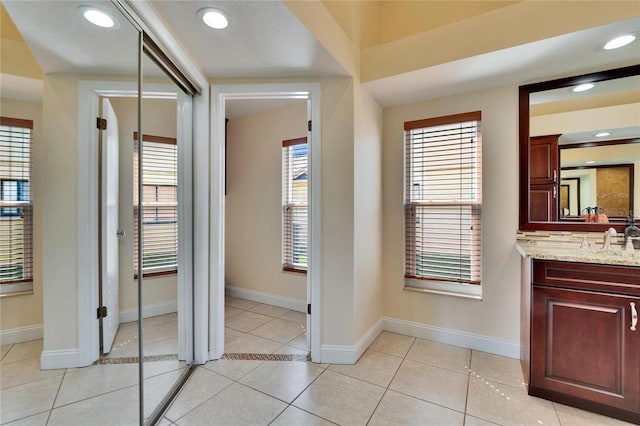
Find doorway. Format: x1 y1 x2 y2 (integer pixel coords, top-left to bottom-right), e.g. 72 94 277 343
210 83 322 362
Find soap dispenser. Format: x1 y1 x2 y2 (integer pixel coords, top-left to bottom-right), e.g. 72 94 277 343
624 212 640 250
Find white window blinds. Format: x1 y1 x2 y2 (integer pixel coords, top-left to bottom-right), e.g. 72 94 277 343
0 117 33 292
404 112 482 285
282 137 308 273
133 133 178 275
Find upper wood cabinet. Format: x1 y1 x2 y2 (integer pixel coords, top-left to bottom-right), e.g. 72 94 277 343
530 135 559 185
529 135 559 221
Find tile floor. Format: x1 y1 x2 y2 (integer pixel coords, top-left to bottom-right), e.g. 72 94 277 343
1 297 634 425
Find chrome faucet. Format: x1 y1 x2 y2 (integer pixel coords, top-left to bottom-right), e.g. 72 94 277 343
602 227 617 251
624 213 640 250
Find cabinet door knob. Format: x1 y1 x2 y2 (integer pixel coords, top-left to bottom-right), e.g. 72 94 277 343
632 302 638 332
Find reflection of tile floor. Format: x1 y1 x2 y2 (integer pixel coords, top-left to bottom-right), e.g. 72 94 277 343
1 297 634 425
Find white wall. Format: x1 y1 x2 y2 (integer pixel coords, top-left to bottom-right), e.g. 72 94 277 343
382 84 522 347
225 101 307 302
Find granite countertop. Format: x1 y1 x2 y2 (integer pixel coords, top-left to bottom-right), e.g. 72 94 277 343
516 239 640 267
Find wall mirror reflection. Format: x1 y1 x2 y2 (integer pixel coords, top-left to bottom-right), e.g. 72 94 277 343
520 65 640 231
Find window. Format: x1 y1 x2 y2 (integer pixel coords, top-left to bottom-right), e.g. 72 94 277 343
133 133 178 276
404 112 482 296
0 117 33 294
282 137 308 273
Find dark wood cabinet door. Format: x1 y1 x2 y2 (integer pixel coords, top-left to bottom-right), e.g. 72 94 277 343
530 184 558 221
531 286 640 415
530 135 559 185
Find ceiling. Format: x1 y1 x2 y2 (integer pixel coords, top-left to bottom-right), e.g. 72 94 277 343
2 1 639 116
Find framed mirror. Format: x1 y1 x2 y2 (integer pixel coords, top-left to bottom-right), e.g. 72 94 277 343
519 64 640 232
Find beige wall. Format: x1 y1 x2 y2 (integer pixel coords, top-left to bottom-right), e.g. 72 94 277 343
382 85 521 343
353 83 383 338
0 97 43 332
41 75 79 350
319 78 357 345
108 97 178 314
225 101 307 302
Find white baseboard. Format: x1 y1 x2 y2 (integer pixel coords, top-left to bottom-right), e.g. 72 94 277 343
383 317 521 359
225 285 306 313
320 317 383 364
41 348 79 370
120 300 178 323
0 324 43 346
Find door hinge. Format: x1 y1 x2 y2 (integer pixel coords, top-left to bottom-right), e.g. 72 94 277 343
307 303 311 315
307 120 312 132
97 117 107 130
97 306 108 319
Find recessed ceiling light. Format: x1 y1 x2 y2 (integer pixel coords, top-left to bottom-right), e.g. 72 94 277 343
198 8 229 29
79 6 116 28
572 83 594 93
586 160 596 164
604 34 636 50
595 132 611 138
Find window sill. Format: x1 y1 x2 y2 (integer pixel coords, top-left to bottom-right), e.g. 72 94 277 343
283 266 307 275
0 281 34 297
404 278 482 300
134 269 177 280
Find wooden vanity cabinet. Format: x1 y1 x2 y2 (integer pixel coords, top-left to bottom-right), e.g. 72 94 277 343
523 259 640 423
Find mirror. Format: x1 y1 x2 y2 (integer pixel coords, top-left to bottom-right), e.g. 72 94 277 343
519 64 640 232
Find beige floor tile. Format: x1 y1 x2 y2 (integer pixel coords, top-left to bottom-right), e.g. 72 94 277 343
249 303 290 318
225 333 282 354
464 415 501 425
273 345 308 355
4 411 50 426
175 382 287 426
141 319 178 344
143 337 178 356
225 297 260 311
1 358 64 389
470 350 526 388
280 310 306 327
329 350 402 387
54 363 139 407
466 376 560 426
553 402 635 425
143 312 178 327
287 333 308 350
239 361 325 403
368 331 415 358
1 340 43 364
271 406 335 426
224 327 244 344
143 360 188 379
293 370 385 426
164 368 232 421
390 359 469 412
405 338 471 374
250 318 305 344
1 344 13 361
369 389 465 426
0 375 61 424
143 369 189 419
226 311 274 333
224 306 244 319
202 359 263 381
156 418 174 426
48 385 139 426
